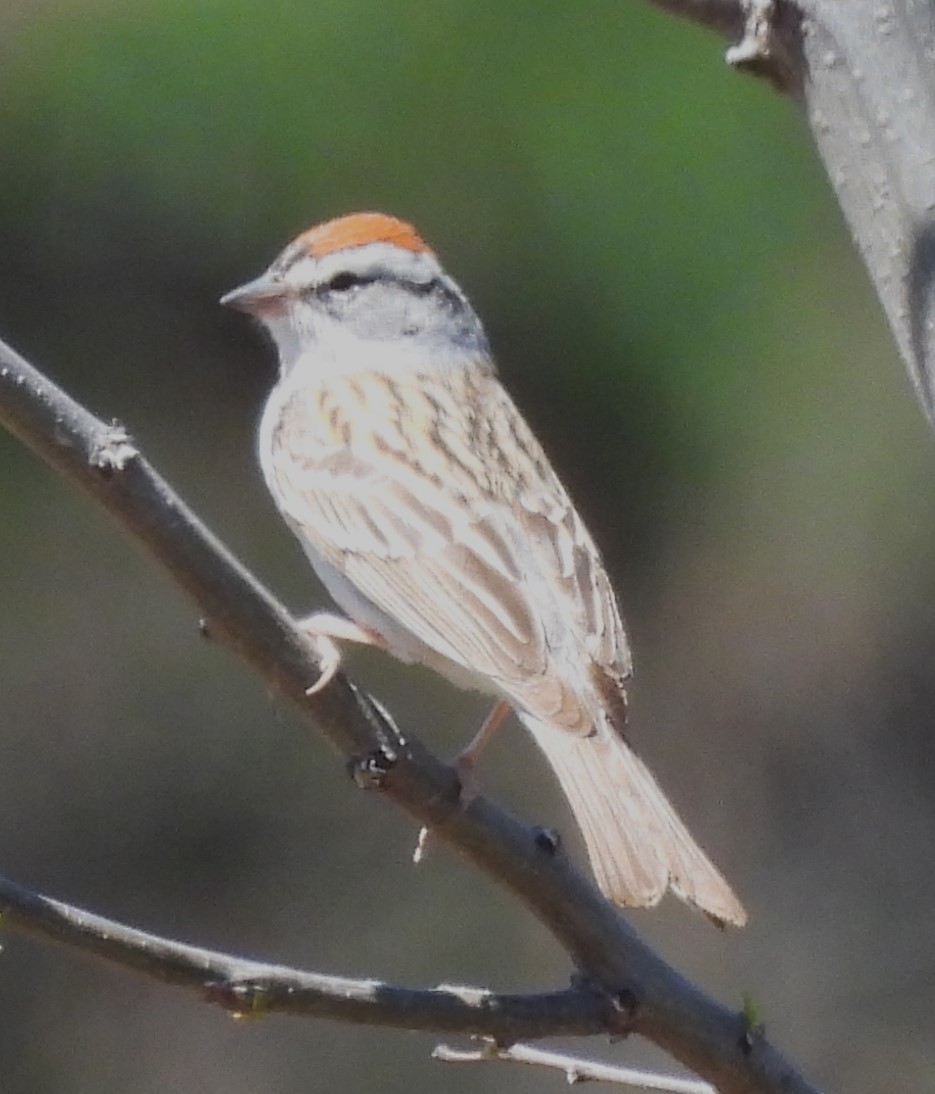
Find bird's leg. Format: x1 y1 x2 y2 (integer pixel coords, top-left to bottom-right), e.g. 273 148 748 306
300 612 387 695
413 699 512 863
455 698 512 787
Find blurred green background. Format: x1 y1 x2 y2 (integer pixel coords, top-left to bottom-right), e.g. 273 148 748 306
1 2 934 1091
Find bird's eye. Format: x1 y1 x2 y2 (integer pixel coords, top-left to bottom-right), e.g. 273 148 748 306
325 272 364 293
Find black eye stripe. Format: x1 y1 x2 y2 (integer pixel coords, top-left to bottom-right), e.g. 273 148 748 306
324 271 368 293
314 272 456 301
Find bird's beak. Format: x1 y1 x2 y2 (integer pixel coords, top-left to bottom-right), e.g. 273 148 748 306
220 273 286 316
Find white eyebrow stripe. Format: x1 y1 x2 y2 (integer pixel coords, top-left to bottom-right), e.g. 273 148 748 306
281 243 445 291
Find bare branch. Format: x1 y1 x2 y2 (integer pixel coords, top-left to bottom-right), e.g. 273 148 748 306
0 335 820 1094
642 0 935 429
792 1 935 425
435 1042 715 1092
0 872 608 1038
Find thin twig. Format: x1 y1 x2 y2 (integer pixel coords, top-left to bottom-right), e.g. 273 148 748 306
0 335 820 1094
435 1042 715 1092
0 872 607 1037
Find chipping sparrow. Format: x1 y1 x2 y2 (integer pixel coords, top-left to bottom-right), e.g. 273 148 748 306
221 212 746 927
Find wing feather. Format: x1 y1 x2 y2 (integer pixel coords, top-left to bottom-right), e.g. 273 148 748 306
263 365 630 732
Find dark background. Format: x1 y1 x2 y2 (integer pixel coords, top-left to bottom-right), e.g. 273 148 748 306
1 3 933 1091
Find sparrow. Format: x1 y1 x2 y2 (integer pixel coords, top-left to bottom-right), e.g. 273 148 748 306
221 212 746 927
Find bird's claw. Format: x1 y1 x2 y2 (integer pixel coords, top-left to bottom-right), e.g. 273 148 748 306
305 634 342 695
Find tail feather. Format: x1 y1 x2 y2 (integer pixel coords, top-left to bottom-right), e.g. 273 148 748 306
521 717 747 927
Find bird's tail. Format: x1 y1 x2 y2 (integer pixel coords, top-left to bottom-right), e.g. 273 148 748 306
521 717 746 927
